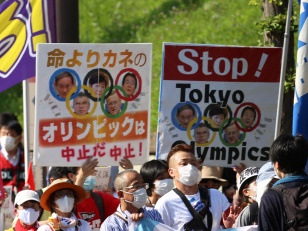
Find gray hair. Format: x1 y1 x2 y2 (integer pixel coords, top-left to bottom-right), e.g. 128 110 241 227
114 169 138 191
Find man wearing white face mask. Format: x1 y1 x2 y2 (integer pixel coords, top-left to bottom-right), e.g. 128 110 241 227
100 170 164 231
5 190 41 231
0 120 25 192
155 143 238 231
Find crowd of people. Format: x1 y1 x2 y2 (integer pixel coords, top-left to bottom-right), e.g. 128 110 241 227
1 111 308 231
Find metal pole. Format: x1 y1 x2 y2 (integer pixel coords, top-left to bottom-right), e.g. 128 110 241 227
23 80 29 183
275 0 293 138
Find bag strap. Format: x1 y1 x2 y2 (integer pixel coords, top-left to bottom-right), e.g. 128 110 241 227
90 191 104 223
270 184 295 229
173 188 209 230
199 187 212 231
113 211 128 225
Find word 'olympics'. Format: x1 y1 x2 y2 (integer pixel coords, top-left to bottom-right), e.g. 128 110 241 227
46 48 147 68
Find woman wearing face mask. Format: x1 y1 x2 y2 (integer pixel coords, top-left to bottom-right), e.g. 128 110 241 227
37 179 91 231
75 173 120 228
140 160 174 207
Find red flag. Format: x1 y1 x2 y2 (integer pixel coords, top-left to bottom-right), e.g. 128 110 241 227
0 170 5 199
26 161 35 190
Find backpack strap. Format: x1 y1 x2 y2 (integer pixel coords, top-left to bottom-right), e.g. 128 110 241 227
90 191 104 223
199 187 212 231
173 188 209 231
271 184 297 230
113 211 128 225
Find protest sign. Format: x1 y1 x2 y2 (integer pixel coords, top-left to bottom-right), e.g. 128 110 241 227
157 43 282 167
34 43 152 166
94 166 111 191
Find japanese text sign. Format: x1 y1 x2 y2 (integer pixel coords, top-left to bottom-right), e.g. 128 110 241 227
34 43 152 166
94 166 111 191
157 43 282 168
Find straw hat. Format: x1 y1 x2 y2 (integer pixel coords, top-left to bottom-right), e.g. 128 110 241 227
201 166 228 186
40 178 86 211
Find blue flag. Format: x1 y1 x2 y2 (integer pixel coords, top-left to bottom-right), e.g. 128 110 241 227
293 0 308 139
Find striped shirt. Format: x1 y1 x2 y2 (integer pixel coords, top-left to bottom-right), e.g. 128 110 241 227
100 205 163 231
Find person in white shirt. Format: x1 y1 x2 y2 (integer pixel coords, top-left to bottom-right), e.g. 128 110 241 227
155 143 240 231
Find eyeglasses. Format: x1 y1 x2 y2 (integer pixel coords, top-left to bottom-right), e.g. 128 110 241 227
123 183 149 191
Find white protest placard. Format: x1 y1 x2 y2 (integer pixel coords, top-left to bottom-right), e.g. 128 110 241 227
94 166 111 191
157 43 282 167
34 43 152 166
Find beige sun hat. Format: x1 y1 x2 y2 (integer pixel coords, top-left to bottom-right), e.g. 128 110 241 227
201 166 228 186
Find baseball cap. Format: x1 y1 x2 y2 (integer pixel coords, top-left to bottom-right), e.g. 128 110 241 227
238 167 259 194
14 190 40 206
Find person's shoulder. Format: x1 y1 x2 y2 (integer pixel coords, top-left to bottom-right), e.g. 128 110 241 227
155 190 176 205
101 214 119 228
208 188 228 200
143 206 159 214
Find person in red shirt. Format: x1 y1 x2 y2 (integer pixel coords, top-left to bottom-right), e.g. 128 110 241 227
76 173 120 230
0 120 25 192
75 158 132 230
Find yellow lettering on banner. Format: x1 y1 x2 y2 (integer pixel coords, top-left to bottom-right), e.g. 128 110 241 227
0 1 26 73
30 0 47 53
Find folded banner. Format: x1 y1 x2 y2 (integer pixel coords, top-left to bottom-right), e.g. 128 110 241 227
0 0 56 92
129 218 177 231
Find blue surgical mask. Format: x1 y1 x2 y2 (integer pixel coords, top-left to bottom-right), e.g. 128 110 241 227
83 175 96 191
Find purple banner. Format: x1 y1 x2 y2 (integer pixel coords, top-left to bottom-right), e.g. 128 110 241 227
0 0 56 92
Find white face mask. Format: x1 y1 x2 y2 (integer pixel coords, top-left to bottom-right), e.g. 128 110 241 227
0 136 17 151
154 179 174 196
18 208 40 225
248 185 258 201
174 164 201 186
123 188 147 209
55 196 75 213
